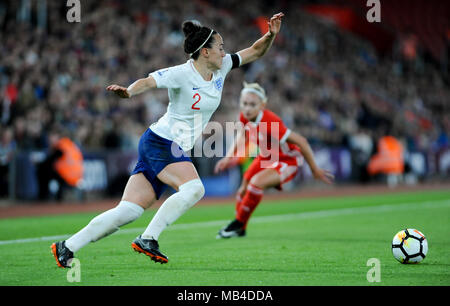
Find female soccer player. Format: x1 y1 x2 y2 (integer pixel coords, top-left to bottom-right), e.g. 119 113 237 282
215 82 334 238
51 13 285 267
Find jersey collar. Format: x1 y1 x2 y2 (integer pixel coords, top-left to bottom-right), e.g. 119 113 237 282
254 110 264 124
247 110 264 127
189 59 213 83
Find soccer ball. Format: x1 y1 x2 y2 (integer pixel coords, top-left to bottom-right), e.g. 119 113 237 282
391 229 428 264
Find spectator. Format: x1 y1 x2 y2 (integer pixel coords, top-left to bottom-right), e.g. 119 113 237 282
36 126 83 200
0 0 447 185
367 135 405 186
0 127 16 196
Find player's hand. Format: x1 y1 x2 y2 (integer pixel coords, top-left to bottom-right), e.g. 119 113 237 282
268 12 284 36
106 84 130 98
312 168 335 185
214 157 232 174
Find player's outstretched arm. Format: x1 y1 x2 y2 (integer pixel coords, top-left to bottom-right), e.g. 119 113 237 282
106 75 157 98
287 131 334 185
237 12 284 66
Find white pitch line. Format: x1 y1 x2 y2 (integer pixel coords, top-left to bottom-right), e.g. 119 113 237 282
0 199 449 246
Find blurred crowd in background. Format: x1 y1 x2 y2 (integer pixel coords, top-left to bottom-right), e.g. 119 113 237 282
0 0 449 198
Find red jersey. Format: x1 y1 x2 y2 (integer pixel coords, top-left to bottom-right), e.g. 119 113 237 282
239 109 302 162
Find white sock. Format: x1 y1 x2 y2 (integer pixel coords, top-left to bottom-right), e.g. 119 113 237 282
141 179 205 241
65 201 144 253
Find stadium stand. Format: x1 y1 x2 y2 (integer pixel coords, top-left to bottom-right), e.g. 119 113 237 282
0 0 449 200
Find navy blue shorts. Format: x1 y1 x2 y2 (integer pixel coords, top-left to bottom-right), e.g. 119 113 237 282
131 128 192 199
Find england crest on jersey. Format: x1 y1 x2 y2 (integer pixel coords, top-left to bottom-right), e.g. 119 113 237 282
214 77 223 91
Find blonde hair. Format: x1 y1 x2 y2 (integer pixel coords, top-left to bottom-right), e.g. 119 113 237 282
240 81 267 104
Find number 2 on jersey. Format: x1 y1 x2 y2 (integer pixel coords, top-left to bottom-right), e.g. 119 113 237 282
192 93 201 110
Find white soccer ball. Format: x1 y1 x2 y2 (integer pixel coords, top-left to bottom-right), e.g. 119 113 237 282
392 229 428 264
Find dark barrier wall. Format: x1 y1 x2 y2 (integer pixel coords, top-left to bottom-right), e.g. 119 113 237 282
6 147 450 201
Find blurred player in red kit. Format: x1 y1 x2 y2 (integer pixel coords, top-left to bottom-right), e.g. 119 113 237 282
215 82 334 238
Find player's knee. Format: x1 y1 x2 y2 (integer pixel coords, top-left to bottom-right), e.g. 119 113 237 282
249 176 265 190
180 178 205 202
191 180 205 201
115 201 145 225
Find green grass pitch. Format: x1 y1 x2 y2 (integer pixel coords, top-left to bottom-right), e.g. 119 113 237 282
0 189 449 286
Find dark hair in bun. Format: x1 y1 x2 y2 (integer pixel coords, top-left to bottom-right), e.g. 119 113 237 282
182 20 202 37
182 20 217 60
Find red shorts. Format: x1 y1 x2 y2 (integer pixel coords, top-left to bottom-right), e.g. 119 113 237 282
243 156 302 190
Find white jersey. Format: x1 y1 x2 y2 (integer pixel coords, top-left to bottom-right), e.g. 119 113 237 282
149 54 240 151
